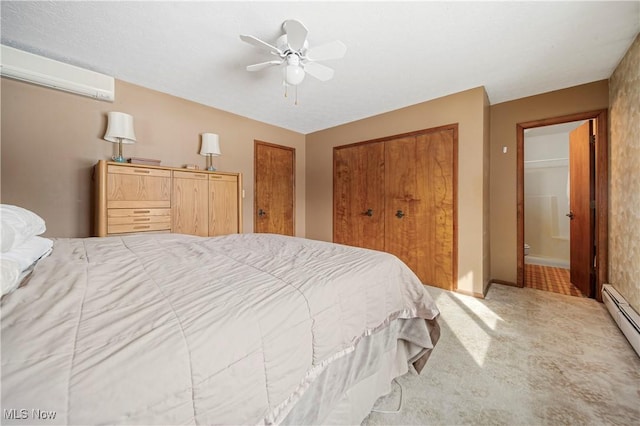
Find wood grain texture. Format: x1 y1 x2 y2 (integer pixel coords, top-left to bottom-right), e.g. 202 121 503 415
106 167 171 208
209 175 239 236
254 141 295 236
94 161 242 237
385 131 455 289
569 120 594 297
94 160 108 237
416 129 455 289
385 135 420 271
173 172 209 236
333 142 385 250
333 126 457 290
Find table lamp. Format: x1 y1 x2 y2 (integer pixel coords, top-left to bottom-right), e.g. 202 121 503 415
104 112 136 163
200 133 221 171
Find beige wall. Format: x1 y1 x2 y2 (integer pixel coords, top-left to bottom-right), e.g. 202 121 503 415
306 87 489 296
609 34 640 313
489 81 609 283
0 78 306 238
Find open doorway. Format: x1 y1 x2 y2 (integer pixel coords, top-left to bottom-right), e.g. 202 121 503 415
523 120 584 297
517 110 608 301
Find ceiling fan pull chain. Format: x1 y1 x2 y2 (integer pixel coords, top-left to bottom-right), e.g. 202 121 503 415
295 85 298 106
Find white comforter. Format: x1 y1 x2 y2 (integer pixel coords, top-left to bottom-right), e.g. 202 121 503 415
1 233 439 425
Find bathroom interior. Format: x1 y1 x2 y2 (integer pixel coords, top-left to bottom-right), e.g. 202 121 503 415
524 120 585 296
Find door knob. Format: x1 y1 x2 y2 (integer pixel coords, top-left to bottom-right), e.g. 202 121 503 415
566 211 575 220
395 210 405 219
363 208 374 217
258 208 266 217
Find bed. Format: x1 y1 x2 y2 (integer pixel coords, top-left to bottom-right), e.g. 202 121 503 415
1 232 440 425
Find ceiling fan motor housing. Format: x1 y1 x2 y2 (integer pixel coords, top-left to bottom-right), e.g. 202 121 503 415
276 35 308 57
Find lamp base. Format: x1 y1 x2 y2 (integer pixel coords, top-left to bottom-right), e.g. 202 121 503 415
112 155 127 163
206 166 217 171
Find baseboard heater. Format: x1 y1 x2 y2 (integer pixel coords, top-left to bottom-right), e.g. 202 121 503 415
601 284 640 357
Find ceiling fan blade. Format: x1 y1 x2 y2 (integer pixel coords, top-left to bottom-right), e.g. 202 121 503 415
283 19 308 51
240 34 282 55
306 40 347 61
302 61 334 82
246 60 283 72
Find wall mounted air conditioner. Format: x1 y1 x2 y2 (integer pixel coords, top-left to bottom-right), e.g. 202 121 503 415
0 44 114 102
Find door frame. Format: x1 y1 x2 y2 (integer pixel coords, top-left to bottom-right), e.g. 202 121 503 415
516 109 608 301
253 140 296 235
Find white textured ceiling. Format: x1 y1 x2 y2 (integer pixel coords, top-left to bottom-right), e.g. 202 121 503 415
1 1 638 134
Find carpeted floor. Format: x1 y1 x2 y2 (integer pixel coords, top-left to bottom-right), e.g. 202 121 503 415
363 284 640 426
524 263 582 297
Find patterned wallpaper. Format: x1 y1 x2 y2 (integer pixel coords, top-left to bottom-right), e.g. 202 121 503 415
609 34 640 313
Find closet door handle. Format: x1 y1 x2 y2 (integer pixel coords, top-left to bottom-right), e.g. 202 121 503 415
395 210 405 219
363 208 374 217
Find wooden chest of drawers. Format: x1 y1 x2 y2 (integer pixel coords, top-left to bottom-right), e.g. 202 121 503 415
94 160 242 237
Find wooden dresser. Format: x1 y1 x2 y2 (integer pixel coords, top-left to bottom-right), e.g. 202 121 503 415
94 160 242 237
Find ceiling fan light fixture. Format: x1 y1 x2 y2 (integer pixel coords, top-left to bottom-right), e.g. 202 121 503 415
285 63 305 86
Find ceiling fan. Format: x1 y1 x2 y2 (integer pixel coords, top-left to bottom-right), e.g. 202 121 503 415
240 19 346 88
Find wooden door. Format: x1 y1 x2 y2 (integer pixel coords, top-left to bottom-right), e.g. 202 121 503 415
569 121 594 297
385 130 455 289
172 171 209 236
416 129 455 289
385 135 422 272
254 141 295 235
209 174 240 236
334 142 385 250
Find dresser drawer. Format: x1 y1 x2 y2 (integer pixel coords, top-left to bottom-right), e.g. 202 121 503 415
173 170 208 180
108 165 171 178
209 174 238 183
108 215 171 226
107 208 170 234
108 208 171 218
108 222 171 234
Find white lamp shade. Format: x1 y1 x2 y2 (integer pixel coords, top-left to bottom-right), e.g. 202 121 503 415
104 112 136 144
200 133 221 156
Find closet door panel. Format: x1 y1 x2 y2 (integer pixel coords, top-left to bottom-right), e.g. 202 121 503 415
334 142 385 250
417 129 455 289
385 136 424 278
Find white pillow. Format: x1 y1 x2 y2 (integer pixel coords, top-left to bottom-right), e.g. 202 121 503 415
1 236 53 296
1 204 46 253
0 258 21 296
2 236 53 272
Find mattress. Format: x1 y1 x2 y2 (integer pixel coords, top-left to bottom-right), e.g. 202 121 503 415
1 233 439 425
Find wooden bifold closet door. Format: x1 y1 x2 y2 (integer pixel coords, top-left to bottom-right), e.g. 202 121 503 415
333 126 457 290
334 141 385 251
